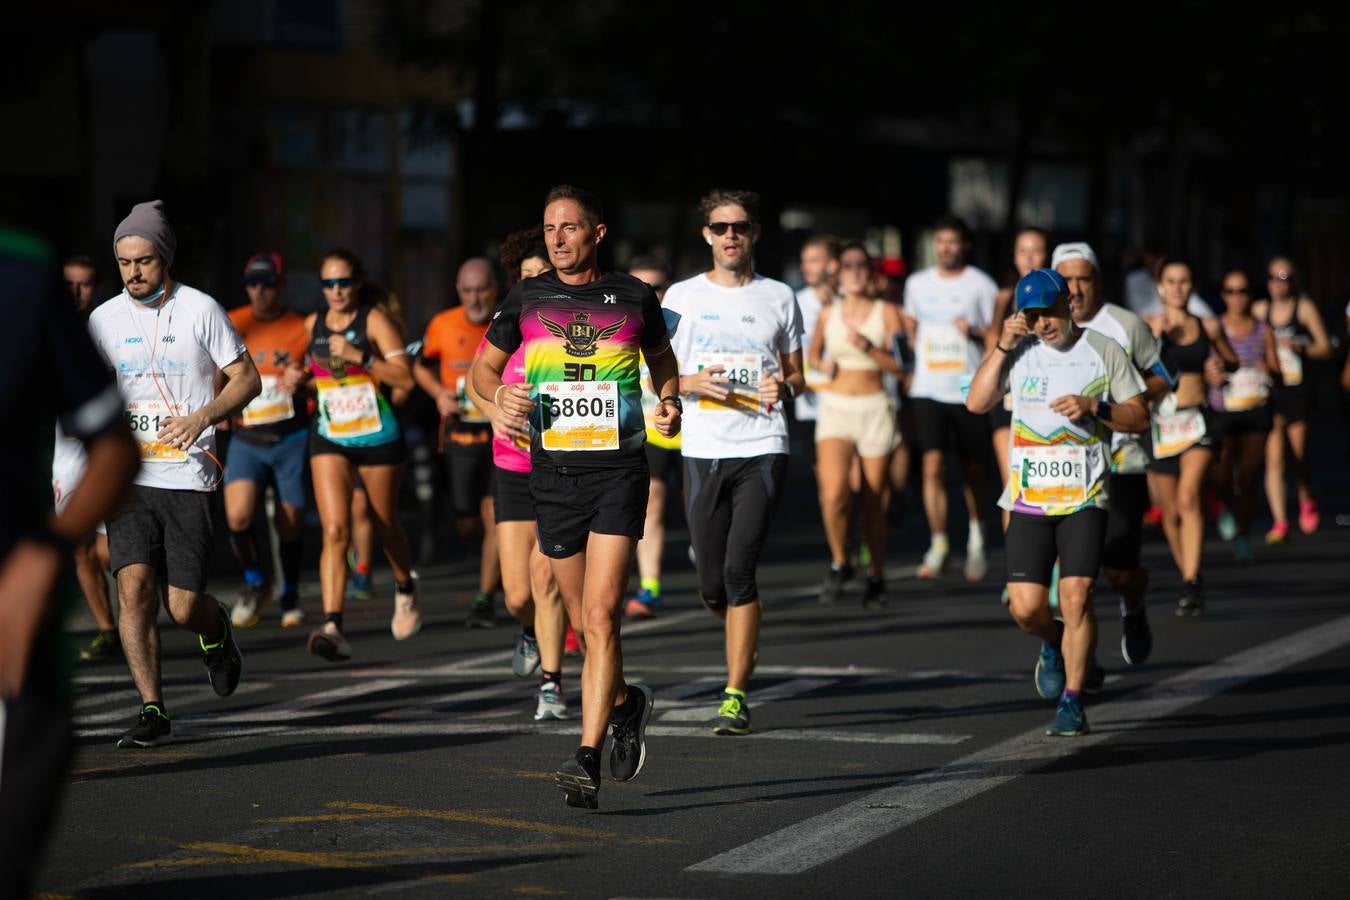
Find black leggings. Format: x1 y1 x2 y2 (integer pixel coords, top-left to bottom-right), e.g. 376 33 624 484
684 454 787 608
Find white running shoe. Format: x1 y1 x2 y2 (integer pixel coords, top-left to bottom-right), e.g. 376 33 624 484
918 543 948 579
280 608 305 628
391 580 422 640
964 545 989 582
230 584 272 628
534 684 570 720
307 621 351 661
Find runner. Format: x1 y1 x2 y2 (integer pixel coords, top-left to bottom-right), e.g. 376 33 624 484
1253 256 1331 543
1206 269 1278 562
1055 242 1174 665
966 268 1149 736
224 252 311 629
793 234 841 451
88 200 255 747
54 253 120 661
415 258 502 626
627 256 677 619
665 189 804 733
472 184 680 809
305 248 420 660
987 229 1049 601
1144 259 1239 616
473 227 568 720
809 242 902 607
1 226 139 898
902 215 997 581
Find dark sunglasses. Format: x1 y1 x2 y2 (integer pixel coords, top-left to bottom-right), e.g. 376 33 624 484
1221 286 1249 295
708 220 753 236
321 277 356 289
246 276 278 287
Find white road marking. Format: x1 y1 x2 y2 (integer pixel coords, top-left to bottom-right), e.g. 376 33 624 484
686 613 1350 875
661 678 836 722
375 682 525 720
206 679 417 724
74 682 274 725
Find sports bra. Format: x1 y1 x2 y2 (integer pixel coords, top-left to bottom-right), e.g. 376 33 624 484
1265 298 1312 345
824 301 887 371
1163 317 1209 375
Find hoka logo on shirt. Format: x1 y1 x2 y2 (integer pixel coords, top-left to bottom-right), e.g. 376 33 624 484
538 310 626 358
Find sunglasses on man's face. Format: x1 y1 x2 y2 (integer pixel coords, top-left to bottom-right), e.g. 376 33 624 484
246 276 278 288
322 277 356 289
708 220 753 237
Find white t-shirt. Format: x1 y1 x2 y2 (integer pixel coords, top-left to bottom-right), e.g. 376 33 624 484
794 285 828 422
903 265 997 404
52 423 88 509
665 273 803 459
1080 303 1164 475
89 284 247 492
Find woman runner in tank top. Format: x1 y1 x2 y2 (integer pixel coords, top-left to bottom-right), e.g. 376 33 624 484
1204 269 1278 560
1251 256 1332 541
1145 260 1238 616
303 248 421 662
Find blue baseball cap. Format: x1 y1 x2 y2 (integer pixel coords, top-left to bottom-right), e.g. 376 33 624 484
1015 268 1068 312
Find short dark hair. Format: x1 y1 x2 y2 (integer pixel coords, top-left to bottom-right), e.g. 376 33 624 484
699 189 760 224
63 253 96 272
543 184 604 227
1158 256 1193 279
933 214 973 243
801 234 841 259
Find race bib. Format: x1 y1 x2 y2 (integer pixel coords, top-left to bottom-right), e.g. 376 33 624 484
694 352 763 413
126 399 188 462
1277 345 1303 387
1152 405 1207 458
539 380 620 451
921 322 969 374
320 376 381 438
1222 367 1269 411
241 374 295 427
455 375 489 425
1014 444 1089 508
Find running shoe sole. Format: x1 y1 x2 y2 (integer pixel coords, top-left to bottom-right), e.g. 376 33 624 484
555 761 600 809
1046 720 1090 737
308 631 351 661
712 718 750 736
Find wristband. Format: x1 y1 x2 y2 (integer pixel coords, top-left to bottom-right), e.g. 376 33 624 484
659 395 683 414
1096 399 1113 421
995 344 1014 353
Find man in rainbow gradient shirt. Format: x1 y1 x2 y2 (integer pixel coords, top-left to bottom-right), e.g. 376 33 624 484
967 268 1148 739
474 185 681 811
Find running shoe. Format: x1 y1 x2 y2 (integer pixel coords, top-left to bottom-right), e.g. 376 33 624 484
1265 520 1289 545
308 621 352 661
624 587 659 620
280 607 305 628
819 563 853 604
1299 499 1320 535
1045 693 1089 737
116 705 171 749
347 570 373 602
1216 509 1238 542
964 545 988 582
1083 659 1107 695
391 580 422 640
564 624 581 656
608 683 653 782
1233 535 1253 563
1120 607 1153 666
555 751 601 809
534 683 569 720
79 630 121 662
230 584 271 629
712 692 751 735
1034 641 1066 701
201 602 243 697
861 576 887 609
1143 504 1163 528
1175 580 1204 617
512 632 541 677
464 593 497 629
918 542 948 579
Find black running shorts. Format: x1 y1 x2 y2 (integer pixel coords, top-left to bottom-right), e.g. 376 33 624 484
530 464 649 558
1101 472 1148 571
911 397 989 460
1004 508 1107 586
493 467 535 524
106 485 214 593
445 424 495 516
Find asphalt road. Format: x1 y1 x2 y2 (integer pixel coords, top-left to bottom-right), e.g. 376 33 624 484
35 441 1350 899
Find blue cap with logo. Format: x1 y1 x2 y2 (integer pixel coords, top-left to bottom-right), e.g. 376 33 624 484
1015 268 1068 312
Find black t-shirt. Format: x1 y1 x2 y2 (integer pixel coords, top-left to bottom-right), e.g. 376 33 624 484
485 269 668 470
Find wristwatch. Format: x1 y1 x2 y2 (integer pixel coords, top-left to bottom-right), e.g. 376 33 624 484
660 395 683 414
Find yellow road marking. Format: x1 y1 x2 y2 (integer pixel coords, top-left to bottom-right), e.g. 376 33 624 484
513 887 567 895
481 768 558 780
327 802 620 840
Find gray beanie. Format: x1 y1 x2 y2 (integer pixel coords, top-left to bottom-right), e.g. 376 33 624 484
113 199 176 267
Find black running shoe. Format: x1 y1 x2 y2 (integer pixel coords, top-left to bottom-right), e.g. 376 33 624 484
861 576 887 609
116 705 171 748
819 563 853 604
79 630 121 662
1175 580 1204 617
608 683 653 782
201 602 243 697
1121 607 1153 665
464 593 498 628
555 752 601 809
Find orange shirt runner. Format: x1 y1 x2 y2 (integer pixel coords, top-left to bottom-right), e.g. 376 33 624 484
229 305 311 441
422 305 492 444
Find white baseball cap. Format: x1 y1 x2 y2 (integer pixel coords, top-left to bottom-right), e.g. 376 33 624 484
1051 242 1099 272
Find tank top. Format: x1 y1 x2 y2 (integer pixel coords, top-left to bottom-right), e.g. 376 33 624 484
824 301 887 371
1162 316 1209 375
308 306 401 447
1209 317 1269 411
1265 298 1312 388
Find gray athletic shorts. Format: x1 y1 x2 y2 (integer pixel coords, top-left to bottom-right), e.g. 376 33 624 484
106 485 214 593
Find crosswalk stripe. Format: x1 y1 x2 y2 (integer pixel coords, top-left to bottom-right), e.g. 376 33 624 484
74 682 274 724
208 679 417 724
660 678 836 722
